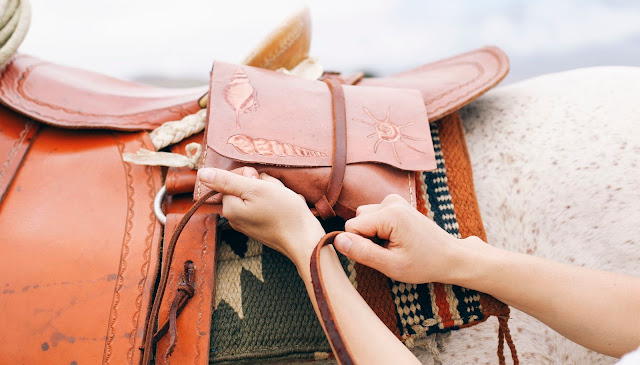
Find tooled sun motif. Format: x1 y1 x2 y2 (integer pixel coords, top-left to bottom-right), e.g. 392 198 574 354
353 106 426 164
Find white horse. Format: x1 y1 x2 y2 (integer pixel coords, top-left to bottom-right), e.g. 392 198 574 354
413 66 640 364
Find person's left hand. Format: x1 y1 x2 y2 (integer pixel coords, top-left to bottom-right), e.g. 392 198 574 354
197 167 325 265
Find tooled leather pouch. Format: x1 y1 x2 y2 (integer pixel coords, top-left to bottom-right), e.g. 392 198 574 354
195 61 437 218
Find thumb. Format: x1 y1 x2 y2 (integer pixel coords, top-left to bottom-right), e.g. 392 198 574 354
334 232 395 272
198 168 259 199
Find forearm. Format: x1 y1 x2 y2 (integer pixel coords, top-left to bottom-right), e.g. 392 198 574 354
291 233 420 365
452 237 640 357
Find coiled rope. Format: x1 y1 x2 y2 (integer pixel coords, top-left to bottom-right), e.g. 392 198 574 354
0 0 30 69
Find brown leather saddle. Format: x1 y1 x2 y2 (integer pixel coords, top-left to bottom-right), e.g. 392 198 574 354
0 8 510 365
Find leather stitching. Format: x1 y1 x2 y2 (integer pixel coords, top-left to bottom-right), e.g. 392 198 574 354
426 49 505 116
407 172 414 207
259 20 304 69
423 61 484 106
195 215 213 364
126 135 159 364
196 147 208 199
5 62 194 127
0 120 32 185
103 133 136 364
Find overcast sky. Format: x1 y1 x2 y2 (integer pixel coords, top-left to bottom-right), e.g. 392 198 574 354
19 0 640 84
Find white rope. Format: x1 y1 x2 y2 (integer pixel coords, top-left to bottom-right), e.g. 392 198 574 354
123 142 202 169
0 0 30 69
149 108 207 150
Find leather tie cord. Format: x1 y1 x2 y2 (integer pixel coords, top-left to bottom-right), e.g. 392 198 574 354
313 77 347 219
497 316 519 365
140 189 218 365
152 260 196 356
309 231 355 365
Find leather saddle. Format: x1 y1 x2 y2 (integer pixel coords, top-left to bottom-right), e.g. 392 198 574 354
0 8 509 364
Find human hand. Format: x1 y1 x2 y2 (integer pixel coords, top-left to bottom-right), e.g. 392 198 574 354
197 167 325 265
334 194 466 284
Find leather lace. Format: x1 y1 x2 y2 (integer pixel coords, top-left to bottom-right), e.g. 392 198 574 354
140 189 218 365
151 260 196 356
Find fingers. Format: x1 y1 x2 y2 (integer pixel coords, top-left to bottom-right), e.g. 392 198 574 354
356 203 380 216
198 168 260 199
356 194 409 217
208 167 260 203
220 193 248 226
258 172 284 186
239 166 260 179
381 194 409 207
334 232 396 273
344 210 394 240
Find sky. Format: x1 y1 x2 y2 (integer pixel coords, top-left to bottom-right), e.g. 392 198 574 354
18 0 640 85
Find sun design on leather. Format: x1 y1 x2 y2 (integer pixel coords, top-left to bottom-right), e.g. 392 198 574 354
353 107 426 164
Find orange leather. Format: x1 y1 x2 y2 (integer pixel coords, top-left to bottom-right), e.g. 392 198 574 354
155 212 219 365
166 167 198 195
0 121 163 364
0 54 208 130
0 107 38 204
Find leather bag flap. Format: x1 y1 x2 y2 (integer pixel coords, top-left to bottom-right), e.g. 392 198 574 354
206 61 436 171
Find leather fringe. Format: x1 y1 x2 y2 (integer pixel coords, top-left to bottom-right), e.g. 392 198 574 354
497 316 519 365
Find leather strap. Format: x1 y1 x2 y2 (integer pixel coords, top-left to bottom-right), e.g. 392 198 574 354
165 167 198 195
313 77 347 219
141 188 218 365
152 261 195 356
310 231 354 365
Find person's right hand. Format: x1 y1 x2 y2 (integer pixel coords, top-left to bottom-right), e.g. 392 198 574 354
334 194 471 284
198 167 325 266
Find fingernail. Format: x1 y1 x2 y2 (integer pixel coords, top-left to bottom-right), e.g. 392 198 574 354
199 168 216 182
334 234 353 253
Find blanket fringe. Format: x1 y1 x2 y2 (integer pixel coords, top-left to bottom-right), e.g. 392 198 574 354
497 316 519 365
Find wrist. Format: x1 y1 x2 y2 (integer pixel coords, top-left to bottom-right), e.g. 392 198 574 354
287 221 326 272
446 236 501 288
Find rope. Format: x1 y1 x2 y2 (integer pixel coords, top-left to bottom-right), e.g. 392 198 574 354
0 0 30 69
123 142 202 169
149 108 207 150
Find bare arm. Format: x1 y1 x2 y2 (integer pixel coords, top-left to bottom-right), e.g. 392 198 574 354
336 195 640 358
452 238 640 357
